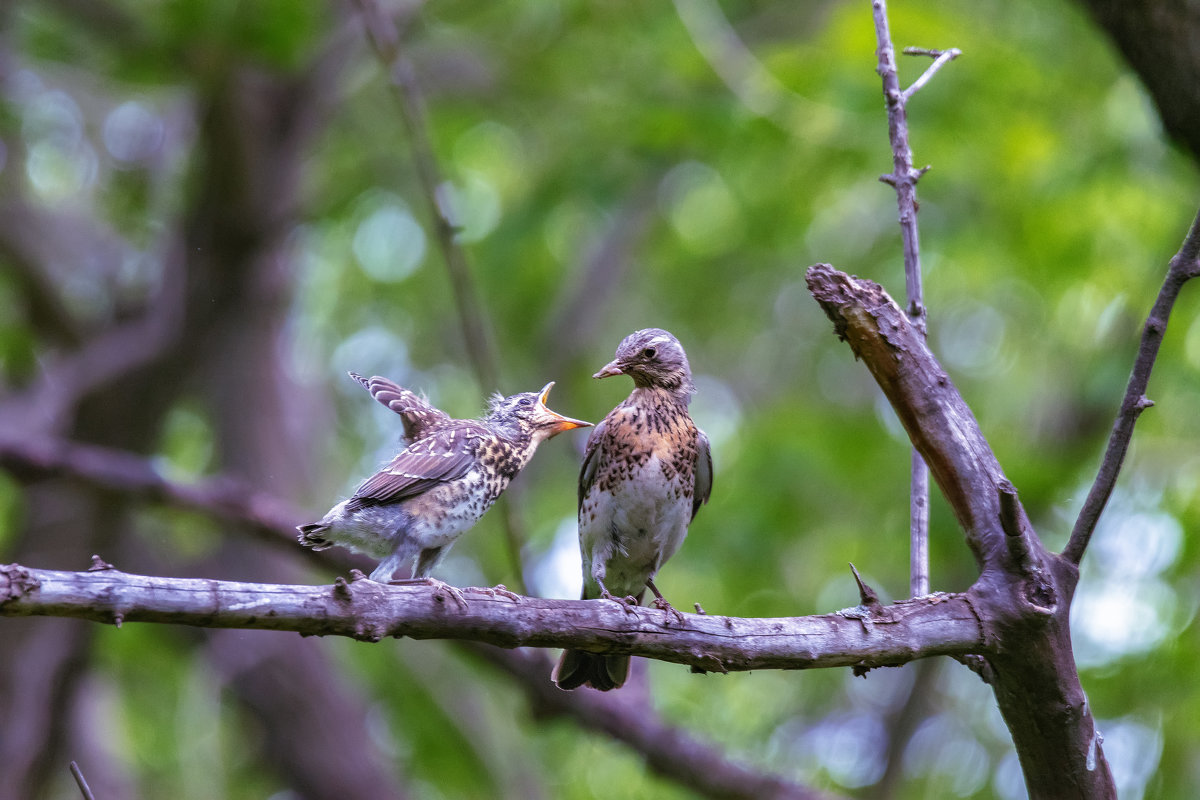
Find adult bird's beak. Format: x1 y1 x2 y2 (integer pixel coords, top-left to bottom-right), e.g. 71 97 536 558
536 382 593 433
592 360 624 380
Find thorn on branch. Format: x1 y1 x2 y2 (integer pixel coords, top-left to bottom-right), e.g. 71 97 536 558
849 562 882 611
997 481 1058 612
349 568 368 582
88 555 115 572
694 602 708 615
333 576 353 601
997 480 1023 541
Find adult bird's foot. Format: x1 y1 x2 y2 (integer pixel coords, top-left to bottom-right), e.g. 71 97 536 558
652 595 686 625
599 589 640 615
466 584 521 602
388 577 469 610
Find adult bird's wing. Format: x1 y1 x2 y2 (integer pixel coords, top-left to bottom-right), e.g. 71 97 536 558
692 428 713 520
577 417 609 510
344 424 483 512
349 372 451 440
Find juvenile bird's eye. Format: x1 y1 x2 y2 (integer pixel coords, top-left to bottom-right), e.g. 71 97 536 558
518 397 533 406
641 347 656 359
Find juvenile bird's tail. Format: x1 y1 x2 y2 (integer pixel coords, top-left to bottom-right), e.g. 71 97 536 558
296 523 334 551
552 649 630 691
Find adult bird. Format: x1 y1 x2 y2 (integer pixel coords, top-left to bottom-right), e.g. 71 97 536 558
299 373 590 586
553 328 712 691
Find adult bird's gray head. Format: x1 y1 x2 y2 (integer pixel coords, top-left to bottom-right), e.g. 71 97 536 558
592 328 696 396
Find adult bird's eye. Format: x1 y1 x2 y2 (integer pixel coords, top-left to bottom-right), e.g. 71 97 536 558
641 347 656 359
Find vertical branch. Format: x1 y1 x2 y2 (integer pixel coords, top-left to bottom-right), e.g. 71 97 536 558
351 0 500 392
1064 207 1200 563
870 1 959 597
352 0 528 591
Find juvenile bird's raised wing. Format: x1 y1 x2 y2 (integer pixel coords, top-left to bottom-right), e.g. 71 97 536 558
577 417 609 510
692 429 713 520
344 423 484 512
349 372 450 440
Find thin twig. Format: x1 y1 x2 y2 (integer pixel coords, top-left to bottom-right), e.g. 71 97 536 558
351 0 530 591
1064 207 1200 563
901 47 962 103
872 0 952 596
69 761 96 800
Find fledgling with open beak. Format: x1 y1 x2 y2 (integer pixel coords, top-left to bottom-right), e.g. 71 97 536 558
553 328 713 691
299 373 591 584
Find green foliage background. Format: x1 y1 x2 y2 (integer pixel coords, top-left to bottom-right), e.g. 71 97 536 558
3 0 1198 797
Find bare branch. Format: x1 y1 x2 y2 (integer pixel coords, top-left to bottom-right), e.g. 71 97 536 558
806 265 1013 570
1 564 985 673
466 645 841 800
68 762 95 800
869 0 957 597
900 47 962 103
1064 207 1200 563
351 0 500 393
0 436 304 550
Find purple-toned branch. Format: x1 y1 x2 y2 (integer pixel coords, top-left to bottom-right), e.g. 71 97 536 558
468 644 841 800
0 563 984 673
1063 207 1200 563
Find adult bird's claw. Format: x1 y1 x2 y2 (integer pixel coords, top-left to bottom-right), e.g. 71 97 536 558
600 589 639 615
388 577 469 610
652 595 686 625
466 584 521 602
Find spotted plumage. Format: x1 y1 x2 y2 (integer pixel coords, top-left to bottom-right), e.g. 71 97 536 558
553 329 712 691
299 374 590 582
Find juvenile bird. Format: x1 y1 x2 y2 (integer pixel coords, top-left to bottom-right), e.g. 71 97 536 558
299 373 590 585
553 328 712 691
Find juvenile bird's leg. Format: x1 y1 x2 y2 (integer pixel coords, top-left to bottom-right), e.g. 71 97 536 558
646 578 685 624
387 577 469 610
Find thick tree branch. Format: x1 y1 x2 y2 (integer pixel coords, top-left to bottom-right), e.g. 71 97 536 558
806 265 1016 571
1064 207 1200 563
0 442 831 798
807 264 1115 797
0 435 306 553
0 564 984 673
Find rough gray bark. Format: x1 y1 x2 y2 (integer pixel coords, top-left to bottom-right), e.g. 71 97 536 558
806 265 1114 798
0 564 983 674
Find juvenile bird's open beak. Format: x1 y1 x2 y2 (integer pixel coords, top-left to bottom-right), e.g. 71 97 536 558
593 360 624 380
536 382 593 433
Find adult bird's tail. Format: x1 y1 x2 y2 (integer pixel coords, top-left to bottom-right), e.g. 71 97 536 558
552 649 629 691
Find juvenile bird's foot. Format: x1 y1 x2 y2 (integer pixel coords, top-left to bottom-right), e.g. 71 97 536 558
466 584 521 603
388 577 469 610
